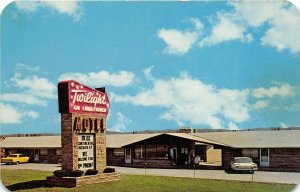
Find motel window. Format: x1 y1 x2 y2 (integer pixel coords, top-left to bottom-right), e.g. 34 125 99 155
181 148 188 154
134 145 145 160
156 145 168 159
146 145 156 159
56 149 62 156
242 149 258 158
113 148 124 157
40 149 48 155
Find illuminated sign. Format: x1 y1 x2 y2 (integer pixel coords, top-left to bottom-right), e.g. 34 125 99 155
58 80 110 115
78 134 94 170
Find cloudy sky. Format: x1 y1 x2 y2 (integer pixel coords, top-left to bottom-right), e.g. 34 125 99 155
1 1 300 134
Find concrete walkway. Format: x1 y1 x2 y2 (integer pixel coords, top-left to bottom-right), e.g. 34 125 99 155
111 166 300 185
1 163 300 184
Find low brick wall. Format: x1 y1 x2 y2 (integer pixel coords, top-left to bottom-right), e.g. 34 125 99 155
46 172 121 188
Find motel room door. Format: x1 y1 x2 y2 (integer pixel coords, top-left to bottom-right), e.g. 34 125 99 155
260 149 269 167
125 148 132 164
170 147 177 165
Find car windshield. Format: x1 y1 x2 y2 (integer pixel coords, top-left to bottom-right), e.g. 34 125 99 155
8 155 18 157
234 158 252 163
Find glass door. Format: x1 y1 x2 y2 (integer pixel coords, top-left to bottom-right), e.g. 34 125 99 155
260 149 269 167
170 148 177 165
125 148 131 164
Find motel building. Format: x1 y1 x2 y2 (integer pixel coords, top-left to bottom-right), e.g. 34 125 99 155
1 128 300 172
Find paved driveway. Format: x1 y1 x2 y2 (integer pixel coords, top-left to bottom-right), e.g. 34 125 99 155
1 163 300 184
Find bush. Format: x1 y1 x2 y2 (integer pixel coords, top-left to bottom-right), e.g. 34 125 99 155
85 169 99 175
69 170 84 177
103 167 115 173
53 170 69 177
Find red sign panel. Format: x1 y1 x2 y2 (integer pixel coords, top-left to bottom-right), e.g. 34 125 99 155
58 80 110 115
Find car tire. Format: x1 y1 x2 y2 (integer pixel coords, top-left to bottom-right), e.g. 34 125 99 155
249 170 254 174
15 161 19 165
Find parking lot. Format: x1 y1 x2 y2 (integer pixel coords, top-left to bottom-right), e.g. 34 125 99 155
1 163 300 184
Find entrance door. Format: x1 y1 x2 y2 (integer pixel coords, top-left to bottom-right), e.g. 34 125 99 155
34 149 39 162
170 148 177 165
260 149 269 167
125 148 131 164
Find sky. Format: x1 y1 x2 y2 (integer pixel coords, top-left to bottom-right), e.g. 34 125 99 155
1 1 300 135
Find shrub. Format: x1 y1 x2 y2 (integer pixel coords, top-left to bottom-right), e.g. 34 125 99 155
85 169 99 175
103 167 115 173
69 170 84 177
53 170 69 177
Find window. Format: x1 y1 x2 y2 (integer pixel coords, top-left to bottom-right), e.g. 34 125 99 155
146 145 156 159
56 149 62 156
242 149 258 158
181 148 188 154
40 149 48 155
113 148 124 157
134 145 145 160
156 145 168 159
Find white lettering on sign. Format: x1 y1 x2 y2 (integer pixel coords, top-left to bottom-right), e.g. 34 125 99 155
78 134 95 170
72 90 107 107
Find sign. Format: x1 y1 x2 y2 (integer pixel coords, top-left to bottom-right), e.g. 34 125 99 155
73 116 105 133
78 134 94 170
58 80 110 115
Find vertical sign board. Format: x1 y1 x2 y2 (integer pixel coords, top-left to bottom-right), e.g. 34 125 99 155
58 80 109 172
78 134 94 170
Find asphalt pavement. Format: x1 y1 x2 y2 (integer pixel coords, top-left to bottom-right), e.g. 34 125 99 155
1 163 300 184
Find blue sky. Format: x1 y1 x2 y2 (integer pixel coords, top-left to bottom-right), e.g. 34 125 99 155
1 1 300 134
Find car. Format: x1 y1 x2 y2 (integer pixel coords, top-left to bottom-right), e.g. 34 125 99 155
1 153 30 165
230 157 258 173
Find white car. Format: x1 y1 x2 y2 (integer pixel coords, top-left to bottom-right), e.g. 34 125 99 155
230 157 258 173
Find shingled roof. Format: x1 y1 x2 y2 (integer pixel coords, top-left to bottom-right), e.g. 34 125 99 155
191 130 300 148
0 130 299 149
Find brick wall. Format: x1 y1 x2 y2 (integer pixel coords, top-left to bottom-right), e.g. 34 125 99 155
61 113 107 172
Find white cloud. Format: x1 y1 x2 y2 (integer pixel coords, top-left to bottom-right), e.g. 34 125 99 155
158 18 203 55
279 122 288 128
252 83 295 98
15 1 82 22
10 73 56 99
230 1 300 53
199 1 300 53
0 93 47 106
200 13 252 47
59 70 136 88
16 63 40 72
0 68 56 124
261 5 300 53
143 65 155 81
228 122 239 130
111 72 250 129
0 103 38 124
252 100 269 109
110 112 132 132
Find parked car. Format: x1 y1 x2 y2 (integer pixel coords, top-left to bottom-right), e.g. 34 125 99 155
230 157 258 173
1 154 30 164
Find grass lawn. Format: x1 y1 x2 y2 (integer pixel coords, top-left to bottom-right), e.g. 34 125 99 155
0 169 295 192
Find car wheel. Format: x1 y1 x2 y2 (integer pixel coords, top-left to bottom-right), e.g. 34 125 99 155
15 161 19 165
249 170 254 174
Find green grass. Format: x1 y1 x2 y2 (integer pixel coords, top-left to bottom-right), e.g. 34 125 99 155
0 169 295 192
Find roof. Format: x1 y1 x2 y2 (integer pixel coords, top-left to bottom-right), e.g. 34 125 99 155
106 133 229 148
0 130 299 149
164 133 227 146
191 130 300 148
0 136 61 148
106 133 161 148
